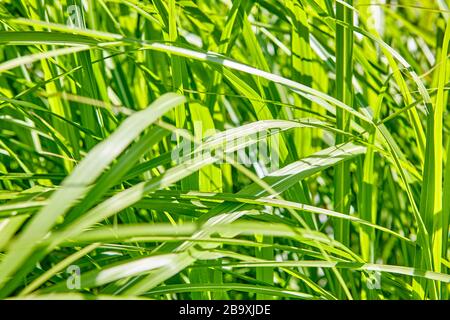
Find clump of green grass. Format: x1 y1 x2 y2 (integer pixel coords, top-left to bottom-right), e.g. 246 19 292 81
0 0 449 300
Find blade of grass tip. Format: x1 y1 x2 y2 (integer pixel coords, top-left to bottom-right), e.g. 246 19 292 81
0 93 185 294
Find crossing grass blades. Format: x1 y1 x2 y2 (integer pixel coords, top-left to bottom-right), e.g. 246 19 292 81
0 0 449 300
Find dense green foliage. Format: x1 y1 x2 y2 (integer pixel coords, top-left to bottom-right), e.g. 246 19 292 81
0 0 449 300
